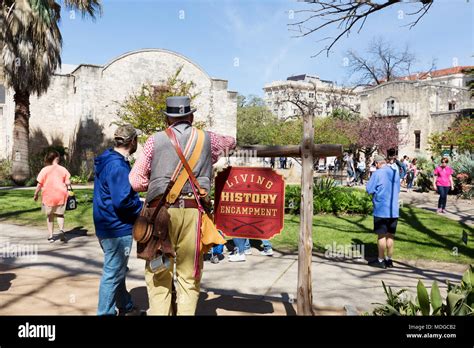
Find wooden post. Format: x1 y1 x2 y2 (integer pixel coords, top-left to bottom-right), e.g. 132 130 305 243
232 142 343 315
298 112 315 315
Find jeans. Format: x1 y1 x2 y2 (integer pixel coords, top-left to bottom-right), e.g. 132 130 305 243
355 169 365 184
233 238 272 254
97 234 133 316
437 186 450 209
407 173 415 189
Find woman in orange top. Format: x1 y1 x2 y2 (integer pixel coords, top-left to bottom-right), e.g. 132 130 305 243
33 151 71 243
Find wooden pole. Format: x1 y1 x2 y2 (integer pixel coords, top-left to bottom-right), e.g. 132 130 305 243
234 142 343 315
298 113 315 315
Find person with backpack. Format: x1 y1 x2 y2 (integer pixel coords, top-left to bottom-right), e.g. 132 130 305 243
406 158 418 192
387 149 406 183
401 155 410 187
356 156 366 185
345 152 355 186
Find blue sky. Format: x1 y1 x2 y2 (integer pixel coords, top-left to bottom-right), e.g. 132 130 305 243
59 0 474 96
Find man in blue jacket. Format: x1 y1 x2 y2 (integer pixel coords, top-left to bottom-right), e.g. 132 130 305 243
93 124 143 315
366 154 400 269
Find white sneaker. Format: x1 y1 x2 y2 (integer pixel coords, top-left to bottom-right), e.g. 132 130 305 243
244 249 252 255
228 253 246 262
260 249 274 256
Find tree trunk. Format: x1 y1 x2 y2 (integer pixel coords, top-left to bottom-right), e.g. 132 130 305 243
297 113 315 315
11 90 31 185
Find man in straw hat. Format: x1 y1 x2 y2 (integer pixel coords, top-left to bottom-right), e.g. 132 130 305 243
366 154 401 269
130 96 236 315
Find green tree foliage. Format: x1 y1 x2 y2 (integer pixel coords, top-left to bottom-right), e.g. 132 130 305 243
428 118 474 155
2 0 101 184
117 66 204 143
462 67 474 98
330 108 359 122
314 117 357 146
272 118 302 146
236 95 279 146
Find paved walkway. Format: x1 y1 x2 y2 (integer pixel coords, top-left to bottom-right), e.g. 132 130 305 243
0 222 468 315
399 190 473 225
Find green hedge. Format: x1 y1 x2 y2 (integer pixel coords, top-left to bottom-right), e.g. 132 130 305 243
285 178 373 215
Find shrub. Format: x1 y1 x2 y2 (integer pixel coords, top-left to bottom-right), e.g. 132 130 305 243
285 185 301 215
415 155 435 192
70 162 93 184
451 154 474 183
285 182 373 215
372 266 474 316
0 159 13 186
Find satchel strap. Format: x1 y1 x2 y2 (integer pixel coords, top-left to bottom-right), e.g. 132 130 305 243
144 127 199 221
165 127 206 202
169 127 197 183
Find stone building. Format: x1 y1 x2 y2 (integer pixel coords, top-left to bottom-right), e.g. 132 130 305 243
0 48 237 171
358 66 473 158
263 74 360 119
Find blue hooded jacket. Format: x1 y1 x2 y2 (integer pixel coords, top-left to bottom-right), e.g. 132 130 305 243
366 163 401 218
93 149 143 239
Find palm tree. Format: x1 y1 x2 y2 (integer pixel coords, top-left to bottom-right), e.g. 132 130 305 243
1 0 101 184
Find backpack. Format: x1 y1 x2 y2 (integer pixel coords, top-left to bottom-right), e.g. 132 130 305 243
395 159 405 178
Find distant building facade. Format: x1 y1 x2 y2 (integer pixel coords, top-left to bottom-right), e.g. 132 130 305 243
358 66 474 158
263 74 360 119
0 49 237 170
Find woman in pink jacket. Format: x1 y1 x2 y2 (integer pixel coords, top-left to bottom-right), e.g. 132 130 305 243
433 157 454 213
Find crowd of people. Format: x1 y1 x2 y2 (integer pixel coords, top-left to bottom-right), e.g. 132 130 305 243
266 157 292 169
31 96 456 315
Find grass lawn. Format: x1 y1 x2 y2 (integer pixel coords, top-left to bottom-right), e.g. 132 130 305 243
1 188 473 264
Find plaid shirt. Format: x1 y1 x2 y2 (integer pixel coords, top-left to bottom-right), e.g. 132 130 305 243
130 129 236 192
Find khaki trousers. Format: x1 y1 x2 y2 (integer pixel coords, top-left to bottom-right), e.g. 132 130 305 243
145 207 203 315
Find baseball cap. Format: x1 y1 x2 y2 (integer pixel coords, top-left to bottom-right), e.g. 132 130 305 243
374 154 386 163
114 124 141 143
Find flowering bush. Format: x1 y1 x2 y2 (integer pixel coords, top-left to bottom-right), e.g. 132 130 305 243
456 173 469 183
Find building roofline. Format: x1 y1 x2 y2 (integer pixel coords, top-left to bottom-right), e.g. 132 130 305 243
101 48 211 79
358 80 470 94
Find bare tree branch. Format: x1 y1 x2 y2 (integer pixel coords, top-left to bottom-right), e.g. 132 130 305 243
289 0 434 57
346 38 417 85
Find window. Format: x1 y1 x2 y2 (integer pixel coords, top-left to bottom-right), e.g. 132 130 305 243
0 85 5 104
386 99 395 115
414 131 421 150
309 93 314 98
448 101 456 111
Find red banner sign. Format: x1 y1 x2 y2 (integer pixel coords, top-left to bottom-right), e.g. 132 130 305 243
214 167 285 240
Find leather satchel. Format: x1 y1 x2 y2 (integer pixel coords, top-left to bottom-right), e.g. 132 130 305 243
133 181 175 261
